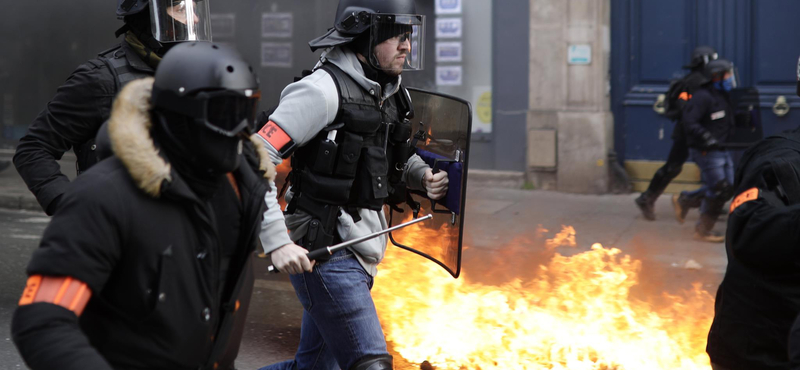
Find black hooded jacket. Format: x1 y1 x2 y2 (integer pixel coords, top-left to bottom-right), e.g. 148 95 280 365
11 79 275 370
707 128 800 370
682 84 735 149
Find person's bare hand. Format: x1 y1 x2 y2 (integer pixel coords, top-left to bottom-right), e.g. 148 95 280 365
270 243 315 274
423 168 449 200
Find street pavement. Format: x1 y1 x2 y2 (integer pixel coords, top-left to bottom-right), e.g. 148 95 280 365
0 151 728 369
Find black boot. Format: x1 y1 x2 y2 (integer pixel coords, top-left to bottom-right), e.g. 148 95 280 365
635 191 657 221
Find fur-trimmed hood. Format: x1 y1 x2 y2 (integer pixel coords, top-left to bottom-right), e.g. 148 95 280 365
107 77 276 197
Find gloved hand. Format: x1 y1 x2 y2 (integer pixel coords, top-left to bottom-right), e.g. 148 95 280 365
701 131 720 150
423 168 449 200
270 243 315 275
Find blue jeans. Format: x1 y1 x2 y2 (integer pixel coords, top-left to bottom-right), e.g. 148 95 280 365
259 250 387 370
685 149 734 228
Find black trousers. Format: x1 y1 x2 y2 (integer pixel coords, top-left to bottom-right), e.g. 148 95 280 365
643 136 690 198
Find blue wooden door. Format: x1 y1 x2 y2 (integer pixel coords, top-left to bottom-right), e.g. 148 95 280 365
612 0 800 164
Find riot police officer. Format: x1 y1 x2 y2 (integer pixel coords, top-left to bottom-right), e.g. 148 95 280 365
634 46 718 220
13 0 212 215
674 59 738 242
12 42 271 370
255 1 447 369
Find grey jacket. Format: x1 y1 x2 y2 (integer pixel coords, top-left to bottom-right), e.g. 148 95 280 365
257 46 428 276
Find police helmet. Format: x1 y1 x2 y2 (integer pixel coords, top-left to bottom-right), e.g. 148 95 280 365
309 0 426 72
118 0 212 49
685 45 718 70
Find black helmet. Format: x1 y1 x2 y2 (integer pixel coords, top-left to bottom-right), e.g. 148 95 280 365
309 0 426 72
703 58 738 89
684 45 718 70
117 0 149 17
151 42 260 137
117 0 213 57
705 59 734 79
151 42 261 176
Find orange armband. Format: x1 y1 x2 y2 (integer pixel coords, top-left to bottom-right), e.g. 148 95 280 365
729 188 760 214
19 275 92 316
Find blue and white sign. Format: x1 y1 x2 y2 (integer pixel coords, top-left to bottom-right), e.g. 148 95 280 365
435 18 462 39
567 44 592 65
261 42 292 68
436 42 463 62
210 13 235 39
262 13 293 38
435 0 462 14
436 66 463 86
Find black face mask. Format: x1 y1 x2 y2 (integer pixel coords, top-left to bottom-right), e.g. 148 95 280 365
184 123 243 174
153 112 242 198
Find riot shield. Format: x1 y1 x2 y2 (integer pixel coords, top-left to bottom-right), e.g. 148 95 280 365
387 88 472 278
723 87 763 149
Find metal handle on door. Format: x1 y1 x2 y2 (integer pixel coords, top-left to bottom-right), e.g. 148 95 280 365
653 94 666 115
773 95 790 117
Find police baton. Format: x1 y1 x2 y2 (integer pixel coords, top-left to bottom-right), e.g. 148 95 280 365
267 214 433 273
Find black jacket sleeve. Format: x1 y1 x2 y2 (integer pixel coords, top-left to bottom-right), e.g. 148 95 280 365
12 61 116 215
12 174 123 369
682 89 712 143
727 198 800 269
12 304 113 370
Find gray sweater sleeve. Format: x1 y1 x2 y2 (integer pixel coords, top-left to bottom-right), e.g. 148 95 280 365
258 70 339 254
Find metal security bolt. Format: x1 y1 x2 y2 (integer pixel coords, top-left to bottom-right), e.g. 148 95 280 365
203 307 211 321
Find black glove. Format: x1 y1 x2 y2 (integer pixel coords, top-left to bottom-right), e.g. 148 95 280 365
701 131 720 150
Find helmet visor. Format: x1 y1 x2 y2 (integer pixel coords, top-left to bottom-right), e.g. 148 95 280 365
150 0 212 43
369 14 426 73
200 90 260 137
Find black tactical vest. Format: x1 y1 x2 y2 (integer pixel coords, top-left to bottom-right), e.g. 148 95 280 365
76 43 154 173
290 63 414 213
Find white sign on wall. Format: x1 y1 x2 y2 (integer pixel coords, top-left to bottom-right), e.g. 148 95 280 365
435 18 462 39
261 42 292 68
436 42 463 62
567 44 592 65
210 13 236 39
436 66 463 86
262 13 293 38
435 0 462 14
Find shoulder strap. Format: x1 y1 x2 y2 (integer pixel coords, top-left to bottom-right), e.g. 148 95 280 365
99 44 153 91
396 85 414 119
317 64 346 126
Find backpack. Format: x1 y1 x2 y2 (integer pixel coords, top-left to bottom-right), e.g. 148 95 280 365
663 77 693 121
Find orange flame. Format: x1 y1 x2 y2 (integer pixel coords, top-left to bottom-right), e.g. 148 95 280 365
373 225 714 369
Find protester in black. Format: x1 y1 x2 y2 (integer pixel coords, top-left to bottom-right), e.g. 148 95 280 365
672 59 737 242
707 127 800 370
11 42 273 370
634 46 717 220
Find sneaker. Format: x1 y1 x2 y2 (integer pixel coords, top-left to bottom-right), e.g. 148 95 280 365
694 230 725 243
635 194 656 221
672 194 688 224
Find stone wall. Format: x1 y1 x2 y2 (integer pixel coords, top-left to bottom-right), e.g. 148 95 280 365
527 0 613 193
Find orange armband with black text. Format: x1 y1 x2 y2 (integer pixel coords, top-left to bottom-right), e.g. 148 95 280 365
18 275 92 316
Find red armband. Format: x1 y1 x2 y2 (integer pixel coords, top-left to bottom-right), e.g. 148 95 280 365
258 120 296 158
19 275 92 316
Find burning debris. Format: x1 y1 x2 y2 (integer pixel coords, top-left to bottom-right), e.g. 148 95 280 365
373 225 715 370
